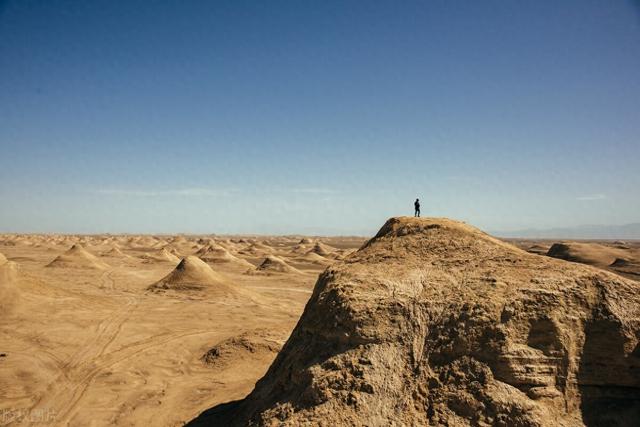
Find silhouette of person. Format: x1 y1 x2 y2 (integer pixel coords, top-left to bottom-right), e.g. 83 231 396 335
414 198 420 217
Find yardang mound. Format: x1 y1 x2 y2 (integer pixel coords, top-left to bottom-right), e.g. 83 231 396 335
201 331 283 370
546 242 627 268
609 258 640 279
239 243 273 257
196 245 255 269
46 244 109 270
191 217 640 427
308 241 335 257
526 244 549 255
256 256 301 274
148 256 242 295
102 246 131 258
294 252 332 267
140 247 181 264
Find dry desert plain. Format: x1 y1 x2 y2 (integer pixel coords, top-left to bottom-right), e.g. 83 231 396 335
1 219 639 426
0 232 363 426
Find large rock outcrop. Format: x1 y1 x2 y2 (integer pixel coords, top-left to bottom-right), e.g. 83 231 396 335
190 217 640 426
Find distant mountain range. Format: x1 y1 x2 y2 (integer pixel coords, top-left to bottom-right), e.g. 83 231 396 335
493 223 640 240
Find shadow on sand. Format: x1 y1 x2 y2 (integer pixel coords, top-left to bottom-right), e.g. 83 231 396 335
185 399 244 426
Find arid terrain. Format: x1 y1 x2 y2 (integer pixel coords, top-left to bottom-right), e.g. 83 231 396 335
507 239 640 281
0 232 363 426
1 220 639 426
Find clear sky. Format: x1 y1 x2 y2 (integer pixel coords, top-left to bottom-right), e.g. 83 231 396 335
1 1 639 235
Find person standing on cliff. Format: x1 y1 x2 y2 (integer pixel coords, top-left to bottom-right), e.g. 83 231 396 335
414 198 420 217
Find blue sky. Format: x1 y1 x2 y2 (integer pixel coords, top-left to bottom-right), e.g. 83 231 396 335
1 1 639 235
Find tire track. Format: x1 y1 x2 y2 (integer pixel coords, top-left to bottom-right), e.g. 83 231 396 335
37 329 214 425
28 270 139 425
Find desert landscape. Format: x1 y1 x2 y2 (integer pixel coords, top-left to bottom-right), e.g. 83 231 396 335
2 1 639 425
0 230 364 425
508 239 640 282
1 218 639 426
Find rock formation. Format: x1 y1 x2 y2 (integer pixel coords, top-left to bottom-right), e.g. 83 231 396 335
255 256 301 274
609 258 640 280
190 217 640 426
46 244 109 270
196 245 254 269
294 252 332 267
308 241 335 257
148 256 250 299
102 246 131 258
546 242 627 269
547 242 639 281
140 247 181 264
201 330 284 370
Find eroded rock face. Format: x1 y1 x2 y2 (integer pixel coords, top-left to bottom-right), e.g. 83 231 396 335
191 217 640 426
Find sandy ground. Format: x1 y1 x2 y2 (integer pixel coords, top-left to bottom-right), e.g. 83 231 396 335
0 233 637 426
0 235 364 426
